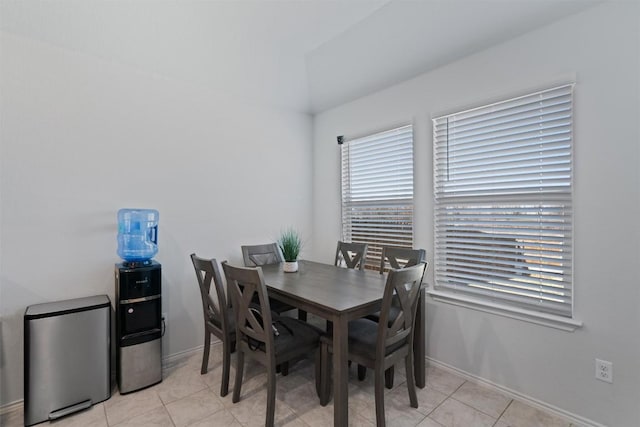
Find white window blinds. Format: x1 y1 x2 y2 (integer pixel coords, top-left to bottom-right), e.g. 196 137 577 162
341 125 414 268
433 84 574 317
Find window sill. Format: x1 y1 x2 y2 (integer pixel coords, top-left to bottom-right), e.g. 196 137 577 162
427 289 583 332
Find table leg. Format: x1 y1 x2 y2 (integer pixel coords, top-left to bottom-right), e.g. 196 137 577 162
414 288 426 388
333 315 349 427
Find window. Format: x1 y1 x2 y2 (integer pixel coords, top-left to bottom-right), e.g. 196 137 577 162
432 84 574 318
341 124 414 269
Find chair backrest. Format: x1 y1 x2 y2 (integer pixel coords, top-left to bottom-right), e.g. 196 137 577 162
379 246 427 274
376 263 427 357
190 254 231 334
241 243 284 267
222 262 275 359
334 241 368 270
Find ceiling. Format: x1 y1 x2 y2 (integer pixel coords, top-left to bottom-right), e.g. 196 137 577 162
1 0 600 114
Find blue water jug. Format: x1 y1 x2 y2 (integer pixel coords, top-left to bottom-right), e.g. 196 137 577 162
117 208 159 262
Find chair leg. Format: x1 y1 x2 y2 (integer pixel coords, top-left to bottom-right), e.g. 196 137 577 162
385 366 394 389
201 331 211 374
319 341 331 406
315 349 322 398
232 350 245 404
266 361 277 427
220 339 231 397
358 364 367 381
374 364 386 427
405 354 418 408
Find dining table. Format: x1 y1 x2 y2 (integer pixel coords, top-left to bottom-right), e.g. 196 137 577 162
260 260 426 427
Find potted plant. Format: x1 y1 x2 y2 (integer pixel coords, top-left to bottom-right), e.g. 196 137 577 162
278 228 302 272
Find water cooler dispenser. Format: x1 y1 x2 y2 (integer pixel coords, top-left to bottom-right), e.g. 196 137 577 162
115 261 162 393
115 209 162 393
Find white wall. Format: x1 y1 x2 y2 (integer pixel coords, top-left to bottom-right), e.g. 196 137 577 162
0 32 313 406
311 3 639 426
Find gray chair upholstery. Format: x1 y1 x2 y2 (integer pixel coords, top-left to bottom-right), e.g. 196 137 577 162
319 263 427 427
334 241 368 270
190 254 235 397
222 262 322 427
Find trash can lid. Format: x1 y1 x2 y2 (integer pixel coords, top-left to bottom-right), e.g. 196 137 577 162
25 295 111 320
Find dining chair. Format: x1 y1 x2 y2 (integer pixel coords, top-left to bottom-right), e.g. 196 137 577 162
222 262 322 427
379 246 426 274
241 243 299 317
360 247 427 385
369 246 427 325
318 263 427 427
328 241 370 337
190 254 235 397
334 241 368 270
242 243 284 267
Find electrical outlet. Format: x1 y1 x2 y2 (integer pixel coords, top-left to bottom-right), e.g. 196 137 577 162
595 359 613 383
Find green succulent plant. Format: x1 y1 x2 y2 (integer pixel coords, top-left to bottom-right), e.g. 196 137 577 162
278 228 302 262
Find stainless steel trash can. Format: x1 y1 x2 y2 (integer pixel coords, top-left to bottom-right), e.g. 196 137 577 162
24 295 111 426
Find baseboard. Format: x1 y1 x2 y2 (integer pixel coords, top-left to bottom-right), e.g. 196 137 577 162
426 357 605 427
161 342 214 367
0 399 23 416
0 342 223 416
4 346 601 426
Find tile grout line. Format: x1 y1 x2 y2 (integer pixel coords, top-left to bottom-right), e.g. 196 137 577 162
417 379 468 422
101 401 108 426
448 396 500 424
106 394 165 427
447 383 513 422
161 404 177 427
493 399 515 427
449 379 467 397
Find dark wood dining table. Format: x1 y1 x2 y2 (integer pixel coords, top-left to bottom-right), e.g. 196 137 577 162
260 260 426 427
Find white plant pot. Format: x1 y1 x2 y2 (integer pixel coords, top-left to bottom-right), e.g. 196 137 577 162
283 261 299 273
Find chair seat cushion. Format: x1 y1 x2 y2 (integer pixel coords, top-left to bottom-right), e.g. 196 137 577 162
347 318 404 359
247 316 321 354
364 305 401 325
269 298 297 315
274 317 322 354
251 294 296 315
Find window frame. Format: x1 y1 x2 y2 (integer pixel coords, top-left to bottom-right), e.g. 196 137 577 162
429 84 582 331
340 124 415 270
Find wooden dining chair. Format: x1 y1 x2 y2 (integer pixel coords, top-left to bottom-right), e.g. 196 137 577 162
369 246 427 326
318 263 427 427
241 243 299 317
363 246 427 385
241 243 284 267
190 254 235 397
379 246 426 274
334 241 368 270
222 262 322 427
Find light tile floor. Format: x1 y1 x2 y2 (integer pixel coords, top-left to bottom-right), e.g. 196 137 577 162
1 342 580 427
